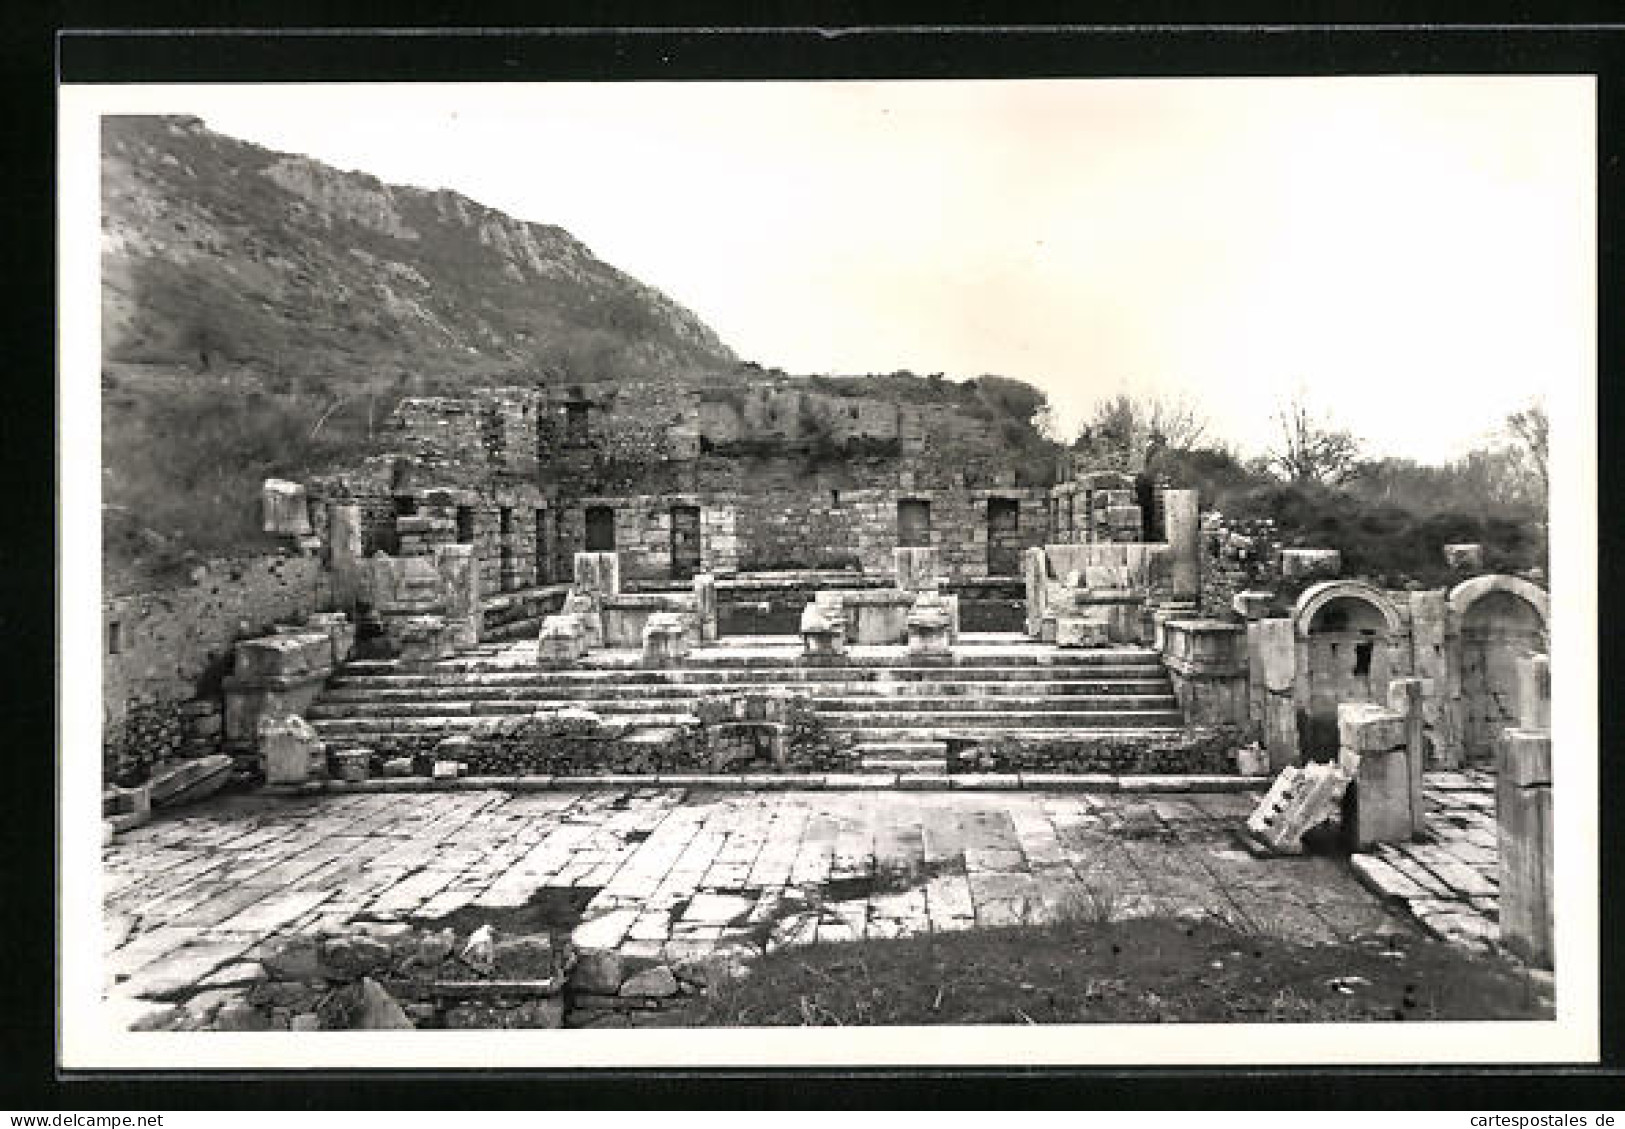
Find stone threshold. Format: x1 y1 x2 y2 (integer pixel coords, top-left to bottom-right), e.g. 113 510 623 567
262 772 1268 796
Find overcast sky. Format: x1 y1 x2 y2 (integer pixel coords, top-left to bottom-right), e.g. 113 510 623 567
110 78 1591 462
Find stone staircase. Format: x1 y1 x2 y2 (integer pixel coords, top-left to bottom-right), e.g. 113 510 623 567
306 634 1186 774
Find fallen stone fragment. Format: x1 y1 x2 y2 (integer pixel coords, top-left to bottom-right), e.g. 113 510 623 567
213 1000 272 1031
460 924 495 973
353 977 414 1029
571 950 625 995
382 756 415 778
619 965 679 999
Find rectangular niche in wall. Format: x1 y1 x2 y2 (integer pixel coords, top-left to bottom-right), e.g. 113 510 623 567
897 499 932 548
585 505 616 552
456 506 476 544
987 497 1021 576
534 507 550 584
670 504 701 581
565 402 590 447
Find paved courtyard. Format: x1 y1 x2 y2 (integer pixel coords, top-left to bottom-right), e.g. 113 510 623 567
100 784 1458 1009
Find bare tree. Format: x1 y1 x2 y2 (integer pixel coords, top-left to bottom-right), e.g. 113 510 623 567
1074 392 1210 472
1505 401 1549 502
1267 395 1362 486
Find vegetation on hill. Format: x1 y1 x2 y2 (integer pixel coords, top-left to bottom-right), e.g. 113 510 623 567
101 115 737 386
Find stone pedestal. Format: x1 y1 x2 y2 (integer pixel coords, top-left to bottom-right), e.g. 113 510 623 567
260 714 325 785
1337 701 1418 849
1162 618 1249 726
223 634 335 757
642 612 693 666
906 595 953 656
1497 728 1553 968
800 603 846 658
573 551 622 597
262 479 311 536
538 615 587 664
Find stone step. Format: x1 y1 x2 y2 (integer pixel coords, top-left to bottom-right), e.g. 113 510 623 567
820 709 1185 729
340 648 1163 675
327 664 1166 691
858 757 950 774
306 693 1179 720
319 677 1171 702
832 726 1191 743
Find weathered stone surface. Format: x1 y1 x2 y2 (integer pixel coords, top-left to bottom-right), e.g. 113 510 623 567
1163 488 1200 602
460 924 495 973
573 551 621 596
619 965 679 998
1231 590 1276 621
259 715 325 785
1245 762 1350 854
351 977 414 1029
1499 728 1552 788
571 949 626 995
1515 653 1551 732
320 935 393 979
1442 543 1485 572
331 748 371 783
148 754 232 808
262 478 312 536
235 634 333 680
642 611 693 664
1055 615 1109 649
894 546 941 593
381 756 414 777
1337 703 1407 759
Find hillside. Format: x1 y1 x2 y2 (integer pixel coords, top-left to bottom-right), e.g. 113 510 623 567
101 115 738 384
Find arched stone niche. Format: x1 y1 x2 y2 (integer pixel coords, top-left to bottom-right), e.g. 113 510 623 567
1448 575 1550 762
1292 581 1406 760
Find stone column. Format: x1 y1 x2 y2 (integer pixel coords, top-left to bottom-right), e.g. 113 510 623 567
1387 677 1426 835
1022 547 1048 638
435 543 481 648
1407 589 1458 768
326 502 364 610
1497 728 1553 968
1163 488 1200 603
693 572 718 643
1256 617 1299 772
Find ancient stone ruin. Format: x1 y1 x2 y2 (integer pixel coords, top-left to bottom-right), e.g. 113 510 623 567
103 376 1555 971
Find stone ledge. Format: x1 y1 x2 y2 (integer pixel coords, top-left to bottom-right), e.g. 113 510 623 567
259 771 1266 796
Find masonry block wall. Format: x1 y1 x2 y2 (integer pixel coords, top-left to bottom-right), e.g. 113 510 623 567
103 553 330 777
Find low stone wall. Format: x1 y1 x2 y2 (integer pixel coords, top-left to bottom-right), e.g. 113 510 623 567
948 728 1243 775
103 553 329 781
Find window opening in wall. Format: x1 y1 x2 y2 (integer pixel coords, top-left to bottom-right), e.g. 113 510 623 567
393 496 417 517
456 506 476 544
107 620 121 656
566 402 589 446
849 405 860 419
897 499 931 548
499 507 513 536
586 505 616 552
1353 640 1374 676
830 489 842 508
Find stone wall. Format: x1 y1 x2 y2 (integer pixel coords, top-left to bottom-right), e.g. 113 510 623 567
103 553 330 776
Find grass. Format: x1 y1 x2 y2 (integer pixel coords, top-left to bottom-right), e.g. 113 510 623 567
672 909 1553 1026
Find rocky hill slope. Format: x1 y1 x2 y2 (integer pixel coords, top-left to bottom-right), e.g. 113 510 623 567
101 115 737 384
